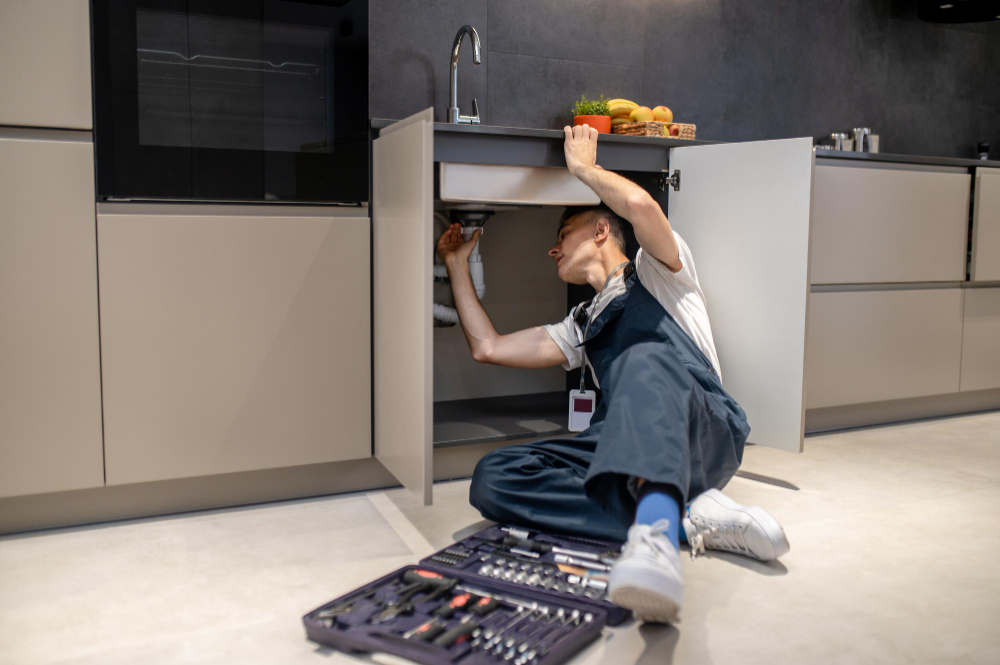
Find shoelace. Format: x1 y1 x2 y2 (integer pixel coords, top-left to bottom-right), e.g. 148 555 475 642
624 518 675 559
686 520 749 560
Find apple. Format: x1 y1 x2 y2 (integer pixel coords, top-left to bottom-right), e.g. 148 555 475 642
629 106 654 123
652 106 673 123
668 124 681 137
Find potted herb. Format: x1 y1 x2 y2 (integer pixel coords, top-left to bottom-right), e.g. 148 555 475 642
572 95 611 134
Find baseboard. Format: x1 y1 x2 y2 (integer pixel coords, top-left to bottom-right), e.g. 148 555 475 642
804 388 1000 433
0 438 523 536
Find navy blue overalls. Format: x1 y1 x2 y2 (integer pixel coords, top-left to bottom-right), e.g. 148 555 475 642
469 261 750 542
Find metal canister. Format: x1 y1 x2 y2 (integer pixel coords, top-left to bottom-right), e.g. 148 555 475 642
853 127 871 152
830 132 848 150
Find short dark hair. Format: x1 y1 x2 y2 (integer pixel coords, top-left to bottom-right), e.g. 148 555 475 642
558 204 628 254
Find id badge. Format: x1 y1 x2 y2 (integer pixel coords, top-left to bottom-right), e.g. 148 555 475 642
568 389 597 432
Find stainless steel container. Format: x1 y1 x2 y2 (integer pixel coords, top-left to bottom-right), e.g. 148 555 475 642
830 132 848 150
853 127 871 152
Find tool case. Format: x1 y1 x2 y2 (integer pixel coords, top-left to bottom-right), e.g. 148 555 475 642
418 524 630 626
302 525 628 664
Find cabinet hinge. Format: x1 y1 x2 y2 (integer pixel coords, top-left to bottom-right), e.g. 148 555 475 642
654 169 681 192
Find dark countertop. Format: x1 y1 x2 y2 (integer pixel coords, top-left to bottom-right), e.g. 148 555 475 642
373 118 1000 172
815 149 1000 170
372 118 711 172
372 117 716 148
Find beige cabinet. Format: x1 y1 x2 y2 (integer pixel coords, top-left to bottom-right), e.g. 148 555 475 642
970 169 1000 282
810 163 970 284
0 0 93 130
805 289 964 409
98 204 372 485
0 134 104 499
960 288 1000 392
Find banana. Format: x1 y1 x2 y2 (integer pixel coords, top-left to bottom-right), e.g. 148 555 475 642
607 98 638 118
611 116 632 127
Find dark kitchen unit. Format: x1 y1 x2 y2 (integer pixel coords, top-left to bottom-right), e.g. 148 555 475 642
91 0 369 204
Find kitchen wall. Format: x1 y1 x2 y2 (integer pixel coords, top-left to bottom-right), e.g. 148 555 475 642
370 0 1000 159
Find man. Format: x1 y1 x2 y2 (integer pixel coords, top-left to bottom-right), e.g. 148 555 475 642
435 124 789 623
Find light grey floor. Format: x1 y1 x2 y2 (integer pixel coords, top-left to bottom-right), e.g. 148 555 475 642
2 411 999 665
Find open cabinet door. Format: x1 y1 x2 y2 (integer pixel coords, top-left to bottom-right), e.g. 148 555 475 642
373 108 434 503
667 138 814 452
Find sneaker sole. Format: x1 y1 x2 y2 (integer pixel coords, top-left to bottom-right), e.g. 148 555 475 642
609 585 681 624
608 561 683 624
697 490 791 561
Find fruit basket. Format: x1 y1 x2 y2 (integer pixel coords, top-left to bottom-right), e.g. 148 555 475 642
613 121 696 140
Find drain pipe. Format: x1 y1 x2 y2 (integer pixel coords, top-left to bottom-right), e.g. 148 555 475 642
433 211 493 325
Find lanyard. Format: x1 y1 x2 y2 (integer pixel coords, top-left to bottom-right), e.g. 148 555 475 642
579 261 630 391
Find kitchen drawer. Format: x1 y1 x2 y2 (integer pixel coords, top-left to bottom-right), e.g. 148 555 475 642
98 205 372 485
810 163 970 284
0 135 104 499
971 169 1000 282
805 288 963 409
439 163 600 206
960 288 1000 392
0 0 92 129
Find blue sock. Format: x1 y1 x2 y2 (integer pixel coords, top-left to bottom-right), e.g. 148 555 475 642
634 483 682 551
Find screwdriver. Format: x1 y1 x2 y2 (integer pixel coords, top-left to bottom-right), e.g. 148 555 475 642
431 614 482 648
403 592 477 641
475 535 615 562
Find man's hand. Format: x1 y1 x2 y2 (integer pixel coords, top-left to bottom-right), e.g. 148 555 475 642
436 222 483 269
563 124 602 177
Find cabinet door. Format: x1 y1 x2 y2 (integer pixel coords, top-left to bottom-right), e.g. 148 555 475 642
98 205 371 485
0 0 93 129
373 109 434 505
806 288 963 408
668 138 814 452
971 170 1000 282
961 288 1000 392
0 134 104 498
810 163 970 284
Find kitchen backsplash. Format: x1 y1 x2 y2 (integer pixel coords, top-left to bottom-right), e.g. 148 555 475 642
369 0 1000 160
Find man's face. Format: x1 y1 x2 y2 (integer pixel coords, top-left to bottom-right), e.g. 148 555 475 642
548 213 596 285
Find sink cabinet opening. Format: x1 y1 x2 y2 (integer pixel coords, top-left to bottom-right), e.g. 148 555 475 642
431 205 574 448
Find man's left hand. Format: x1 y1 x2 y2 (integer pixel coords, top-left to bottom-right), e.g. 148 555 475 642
563 124 602 177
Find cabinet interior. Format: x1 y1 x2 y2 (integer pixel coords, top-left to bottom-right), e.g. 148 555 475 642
432 205 572 448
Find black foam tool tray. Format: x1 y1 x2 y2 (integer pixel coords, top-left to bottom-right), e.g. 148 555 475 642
303 565 607 665
418 524 631 626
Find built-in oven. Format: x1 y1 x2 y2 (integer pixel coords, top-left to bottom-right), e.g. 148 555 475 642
92 0 369 204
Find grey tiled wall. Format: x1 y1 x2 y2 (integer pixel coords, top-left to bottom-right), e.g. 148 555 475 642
370 0 1000 159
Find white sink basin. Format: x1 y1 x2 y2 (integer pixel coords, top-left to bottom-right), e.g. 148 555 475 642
438 163 600 206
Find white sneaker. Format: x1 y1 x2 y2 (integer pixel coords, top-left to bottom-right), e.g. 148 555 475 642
683 489 790 562
607 519 683 624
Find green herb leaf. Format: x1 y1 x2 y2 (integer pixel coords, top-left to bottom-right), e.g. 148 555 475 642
572 94 611 117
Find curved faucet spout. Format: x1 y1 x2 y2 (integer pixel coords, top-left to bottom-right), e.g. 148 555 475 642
449 25 482 124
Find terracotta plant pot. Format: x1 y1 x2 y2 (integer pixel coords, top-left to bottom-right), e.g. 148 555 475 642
573 115 611 134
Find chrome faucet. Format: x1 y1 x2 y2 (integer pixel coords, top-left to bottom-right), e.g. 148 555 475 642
448 25 482 124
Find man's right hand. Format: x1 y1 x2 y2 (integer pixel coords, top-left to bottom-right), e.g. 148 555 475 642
436 222 483 269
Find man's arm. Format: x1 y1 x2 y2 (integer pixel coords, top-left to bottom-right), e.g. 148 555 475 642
563 125 683 273
437 223 569 368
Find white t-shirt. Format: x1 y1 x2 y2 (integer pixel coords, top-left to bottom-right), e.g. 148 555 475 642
544 232 721 387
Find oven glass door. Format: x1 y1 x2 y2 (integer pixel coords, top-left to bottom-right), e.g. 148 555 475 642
93 0 369 203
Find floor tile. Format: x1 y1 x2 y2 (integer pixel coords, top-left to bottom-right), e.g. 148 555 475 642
0 411 998 664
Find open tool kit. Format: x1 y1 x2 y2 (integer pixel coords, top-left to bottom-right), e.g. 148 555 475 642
303 525 627 664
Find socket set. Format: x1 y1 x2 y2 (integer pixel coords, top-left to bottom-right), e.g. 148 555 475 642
303 565 606 665
418 525 630 626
